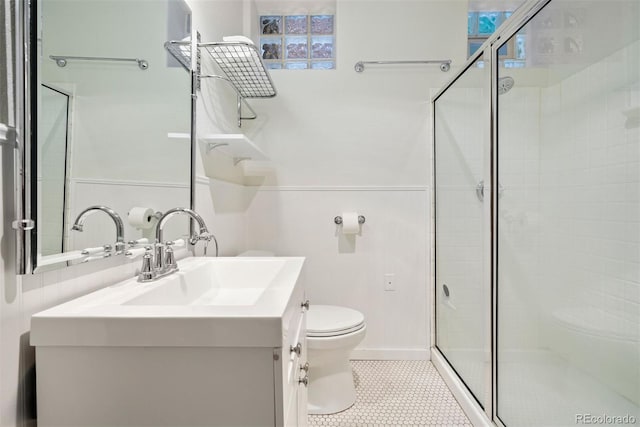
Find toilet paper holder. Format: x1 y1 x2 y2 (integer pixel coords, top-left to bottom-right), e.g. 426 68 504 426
334 215 365 225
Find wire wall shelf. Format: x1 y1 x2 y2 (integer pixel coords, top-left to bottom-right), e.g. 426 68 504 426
163 37 277 127
164 39 192 72
200 42 277 99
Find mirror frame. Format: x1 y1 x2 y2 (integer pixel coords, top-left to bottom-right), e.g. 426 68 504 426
15 0 197 274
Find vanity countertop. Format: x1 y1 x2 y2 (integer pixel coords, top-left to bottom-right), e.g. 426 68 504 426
31 256 305 348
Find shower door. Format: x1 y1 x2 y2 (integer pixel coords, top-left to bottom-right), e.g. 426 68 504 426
434 0 640 425
434 54 491 409
494 0 640 425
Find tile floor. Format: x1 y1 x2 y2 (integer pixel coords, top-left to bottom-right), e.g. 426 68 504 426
308 360 472 427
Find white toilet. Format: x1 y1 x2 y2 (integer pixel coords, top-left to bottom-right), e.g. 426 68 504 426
306 305 366 415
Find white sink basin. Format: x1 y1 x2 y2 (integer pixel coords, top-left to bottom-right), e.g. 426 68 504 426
31 256 305 348
123 258 288 306
126 284 266 306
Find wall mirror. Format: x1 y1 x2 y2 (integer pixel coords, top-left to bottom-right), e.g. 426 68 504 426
28 0 193 273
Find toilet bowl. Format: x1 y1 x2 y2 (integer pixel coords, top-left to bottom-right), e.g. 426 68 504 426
306 305 366 415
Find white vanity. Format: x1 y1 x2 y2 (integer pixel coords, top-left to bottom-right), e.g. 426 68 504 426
31 257 308 427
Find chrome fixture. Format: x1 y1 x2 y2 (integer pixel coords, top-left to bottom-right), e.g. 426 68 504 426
290 342 302 356
476 180 505 202
71 206 126 253
354 59 451 73
334 215 366 225
137 208 217 282
50 55 149 70
498 76 515 95
164 39 192 70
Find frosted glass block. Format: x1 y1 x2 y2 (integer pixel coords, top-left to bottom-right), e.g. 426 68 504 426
564 36 583 54
469 41 483 57
503 60 526 69
285 36 308 59
468 12 478 35
260 37 282 60
285 62 308 70
311 36 333 59
311 15 334 34
266 62 282 70
285 15 307 34
516 34 526 59
478 12 499 35
260 16 282 34
311 61 335 70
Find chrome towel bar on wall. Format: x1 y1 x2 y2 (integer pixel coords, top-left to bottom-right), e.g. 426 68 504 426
50 55 149 70
354 59 451 73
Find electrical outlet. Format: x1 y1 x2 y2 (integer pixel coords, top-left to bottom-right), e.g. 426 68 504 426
384 273 395 291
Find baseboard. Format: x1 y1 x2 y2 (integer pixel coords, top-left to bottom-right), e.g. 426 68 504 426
351 348 430 360
431 348 492 427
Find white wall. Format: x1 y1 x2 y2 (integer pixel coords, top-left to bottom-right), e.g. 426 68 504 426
246 0 467 359
189 0 468 359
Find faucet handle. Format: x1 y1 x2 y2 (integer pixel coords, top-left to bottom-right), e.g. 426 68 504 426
164 245 177 270
138 250 156 282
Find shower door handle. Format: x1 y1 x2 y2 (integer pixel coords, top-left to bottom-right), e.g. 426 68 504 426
476 180 505 202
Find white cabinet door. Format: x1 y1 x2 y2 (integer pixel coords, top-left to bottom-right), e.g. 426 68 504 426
281 290 307 426
296 323 308 427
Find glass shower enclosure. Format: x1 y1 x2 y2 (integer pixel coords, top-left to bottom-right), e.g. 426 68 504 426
433 0 640 425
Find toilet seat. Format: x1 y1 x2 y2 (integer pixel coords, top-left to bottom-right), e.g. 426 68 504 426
307 305 365 338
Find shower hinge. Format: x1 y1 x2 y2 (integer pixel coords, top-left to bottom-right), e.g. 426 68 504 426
0 125 18 148
12 219 35 231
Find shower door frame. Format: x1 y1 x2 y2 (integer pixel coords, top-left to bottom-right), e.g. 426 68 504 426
431 1 554 426
431 46 492 425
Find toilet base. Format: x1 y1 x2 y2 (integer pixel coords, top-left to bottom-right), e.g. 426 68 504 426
308 357 356 415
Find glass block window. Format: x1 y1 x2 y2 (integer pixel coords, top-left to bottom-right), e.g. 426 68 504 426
260 14 335 70
468 10 525 67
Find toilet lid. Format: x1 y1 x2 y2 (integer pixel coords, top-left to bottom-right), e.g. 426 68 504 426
307 305 365 337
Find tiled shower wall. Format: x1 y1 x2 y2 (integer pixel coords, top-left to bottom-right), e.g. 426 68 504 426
539 39 640 329
538 39 640 401
497 84 544 352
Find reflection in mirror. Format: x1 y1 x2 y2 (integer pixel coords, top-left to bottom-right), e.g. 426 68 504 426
35 0 193 271
38 84 70 257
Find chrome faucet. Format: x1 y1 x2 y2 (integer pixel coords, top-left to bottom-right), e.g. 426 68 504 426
71 205 126 253
137 207 215 282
